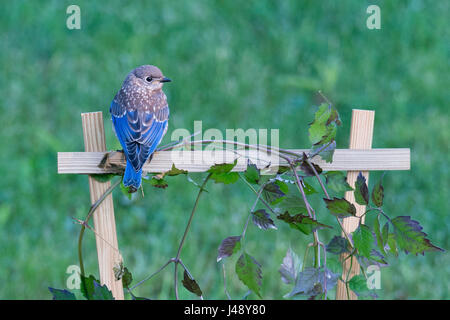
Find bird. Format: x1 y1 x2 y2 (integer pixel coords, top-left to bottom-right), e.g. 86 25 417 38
110 65 171 193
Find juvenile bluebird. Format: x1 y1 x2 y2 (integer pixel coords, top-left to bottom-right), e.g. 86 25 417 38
110 65 171 192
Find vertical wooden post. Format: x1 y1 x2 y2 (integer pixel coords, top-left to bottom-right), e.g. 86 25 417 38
336 109 375 300
81 112 124 300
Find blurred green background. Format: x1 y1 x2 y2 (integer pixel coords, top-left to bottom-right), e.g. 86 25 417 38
0 0 448 299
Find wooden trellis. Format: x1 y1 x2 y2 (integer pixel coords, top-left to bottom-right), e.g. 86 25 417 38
57 109 410 300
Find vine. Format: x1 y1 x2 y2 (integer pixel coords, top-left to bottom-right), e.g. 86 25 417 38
49 101 444 300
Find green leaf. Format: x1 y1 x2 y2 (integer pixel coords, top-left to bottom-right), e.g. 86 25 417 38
391 216 444 255
354 172 369 206
382 222 389 247
48 287 76 300
324 171 353 194
274 179 290 194
311 140 336 163
314 103 333 124
373 215 387 256
90 173 116 183
308 104 341 163
182 270 202 297
244 160 260 185
210 172 239 184
217 236 241 262
353 225 374 259
326 255 343 276
251 209 277 230
309 121 328 145
386 233 398 257
326 236 348 255
166 164 188 176
208 159 239 184
80 274 114 300
121 267 133 288
262 181 286 205
146 176 169 188
348 274 376 298
279 248 301 285
235 252 262 298
302 180 317 195
323 197 357 218
208 159 237 174
113 261 133 288
286 267 339 298
277 212 332 235
371 176 384 207
273 194 307 215
308 103 333 145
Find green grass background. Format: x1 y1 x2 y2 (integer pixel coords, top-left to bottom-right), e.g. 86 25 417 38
0 0 448 299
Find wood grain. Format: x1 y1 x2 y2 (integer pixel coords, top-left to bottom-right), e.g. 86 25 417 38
336 109 375 300
58 148 410 174
81 112 124 300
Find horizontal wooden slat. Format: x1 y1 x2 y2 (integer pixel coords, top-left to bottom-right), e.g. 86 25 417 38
58 148 410 174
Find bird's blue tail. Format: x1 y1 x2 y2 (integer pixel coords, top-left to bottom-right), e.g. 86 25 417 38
123 160 142 192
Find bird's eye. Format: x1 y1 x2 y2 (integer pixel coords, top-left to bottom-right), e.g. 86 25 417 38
145 76 153 82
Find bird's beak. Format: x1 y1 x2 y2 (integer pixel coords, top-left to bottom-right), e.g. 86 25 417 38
161 77 171 83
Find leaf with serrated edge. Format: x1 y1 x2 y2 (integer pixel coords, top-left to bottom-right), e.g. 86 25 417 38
354 172 369 206
311 140 336 163
374 215 387 256
207 159 237 174
323 197 356 218
244 160 260 184
286 267 339 298
324 171 353 193
353 225 374 259
48 287 76 300
166 163 188 176
348 274 377 298
252 209 277 230
235 252 262 298
391 216 444 255
217 236 241 262
277 212 332 235
273 194 307 215
262 182 286 205
279 248 301 284
147 177 168 188
326 236 348 255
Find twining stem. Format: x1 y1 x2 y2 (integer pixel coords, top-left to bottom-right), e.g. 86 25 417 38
239 174 276 215
130 258 174 291
241 184 265 240
222 263 231 300
174 173 212 299
159 139 299 162
78 178 122 277
288 162 321 269
345 252 354 300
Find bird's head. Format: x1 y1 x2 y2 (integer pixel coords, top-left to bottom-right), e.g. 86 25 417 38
129 65 171 91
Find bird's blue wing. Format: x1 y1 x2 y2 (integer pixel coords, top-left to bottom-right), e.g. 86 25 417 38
110 100 168 171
